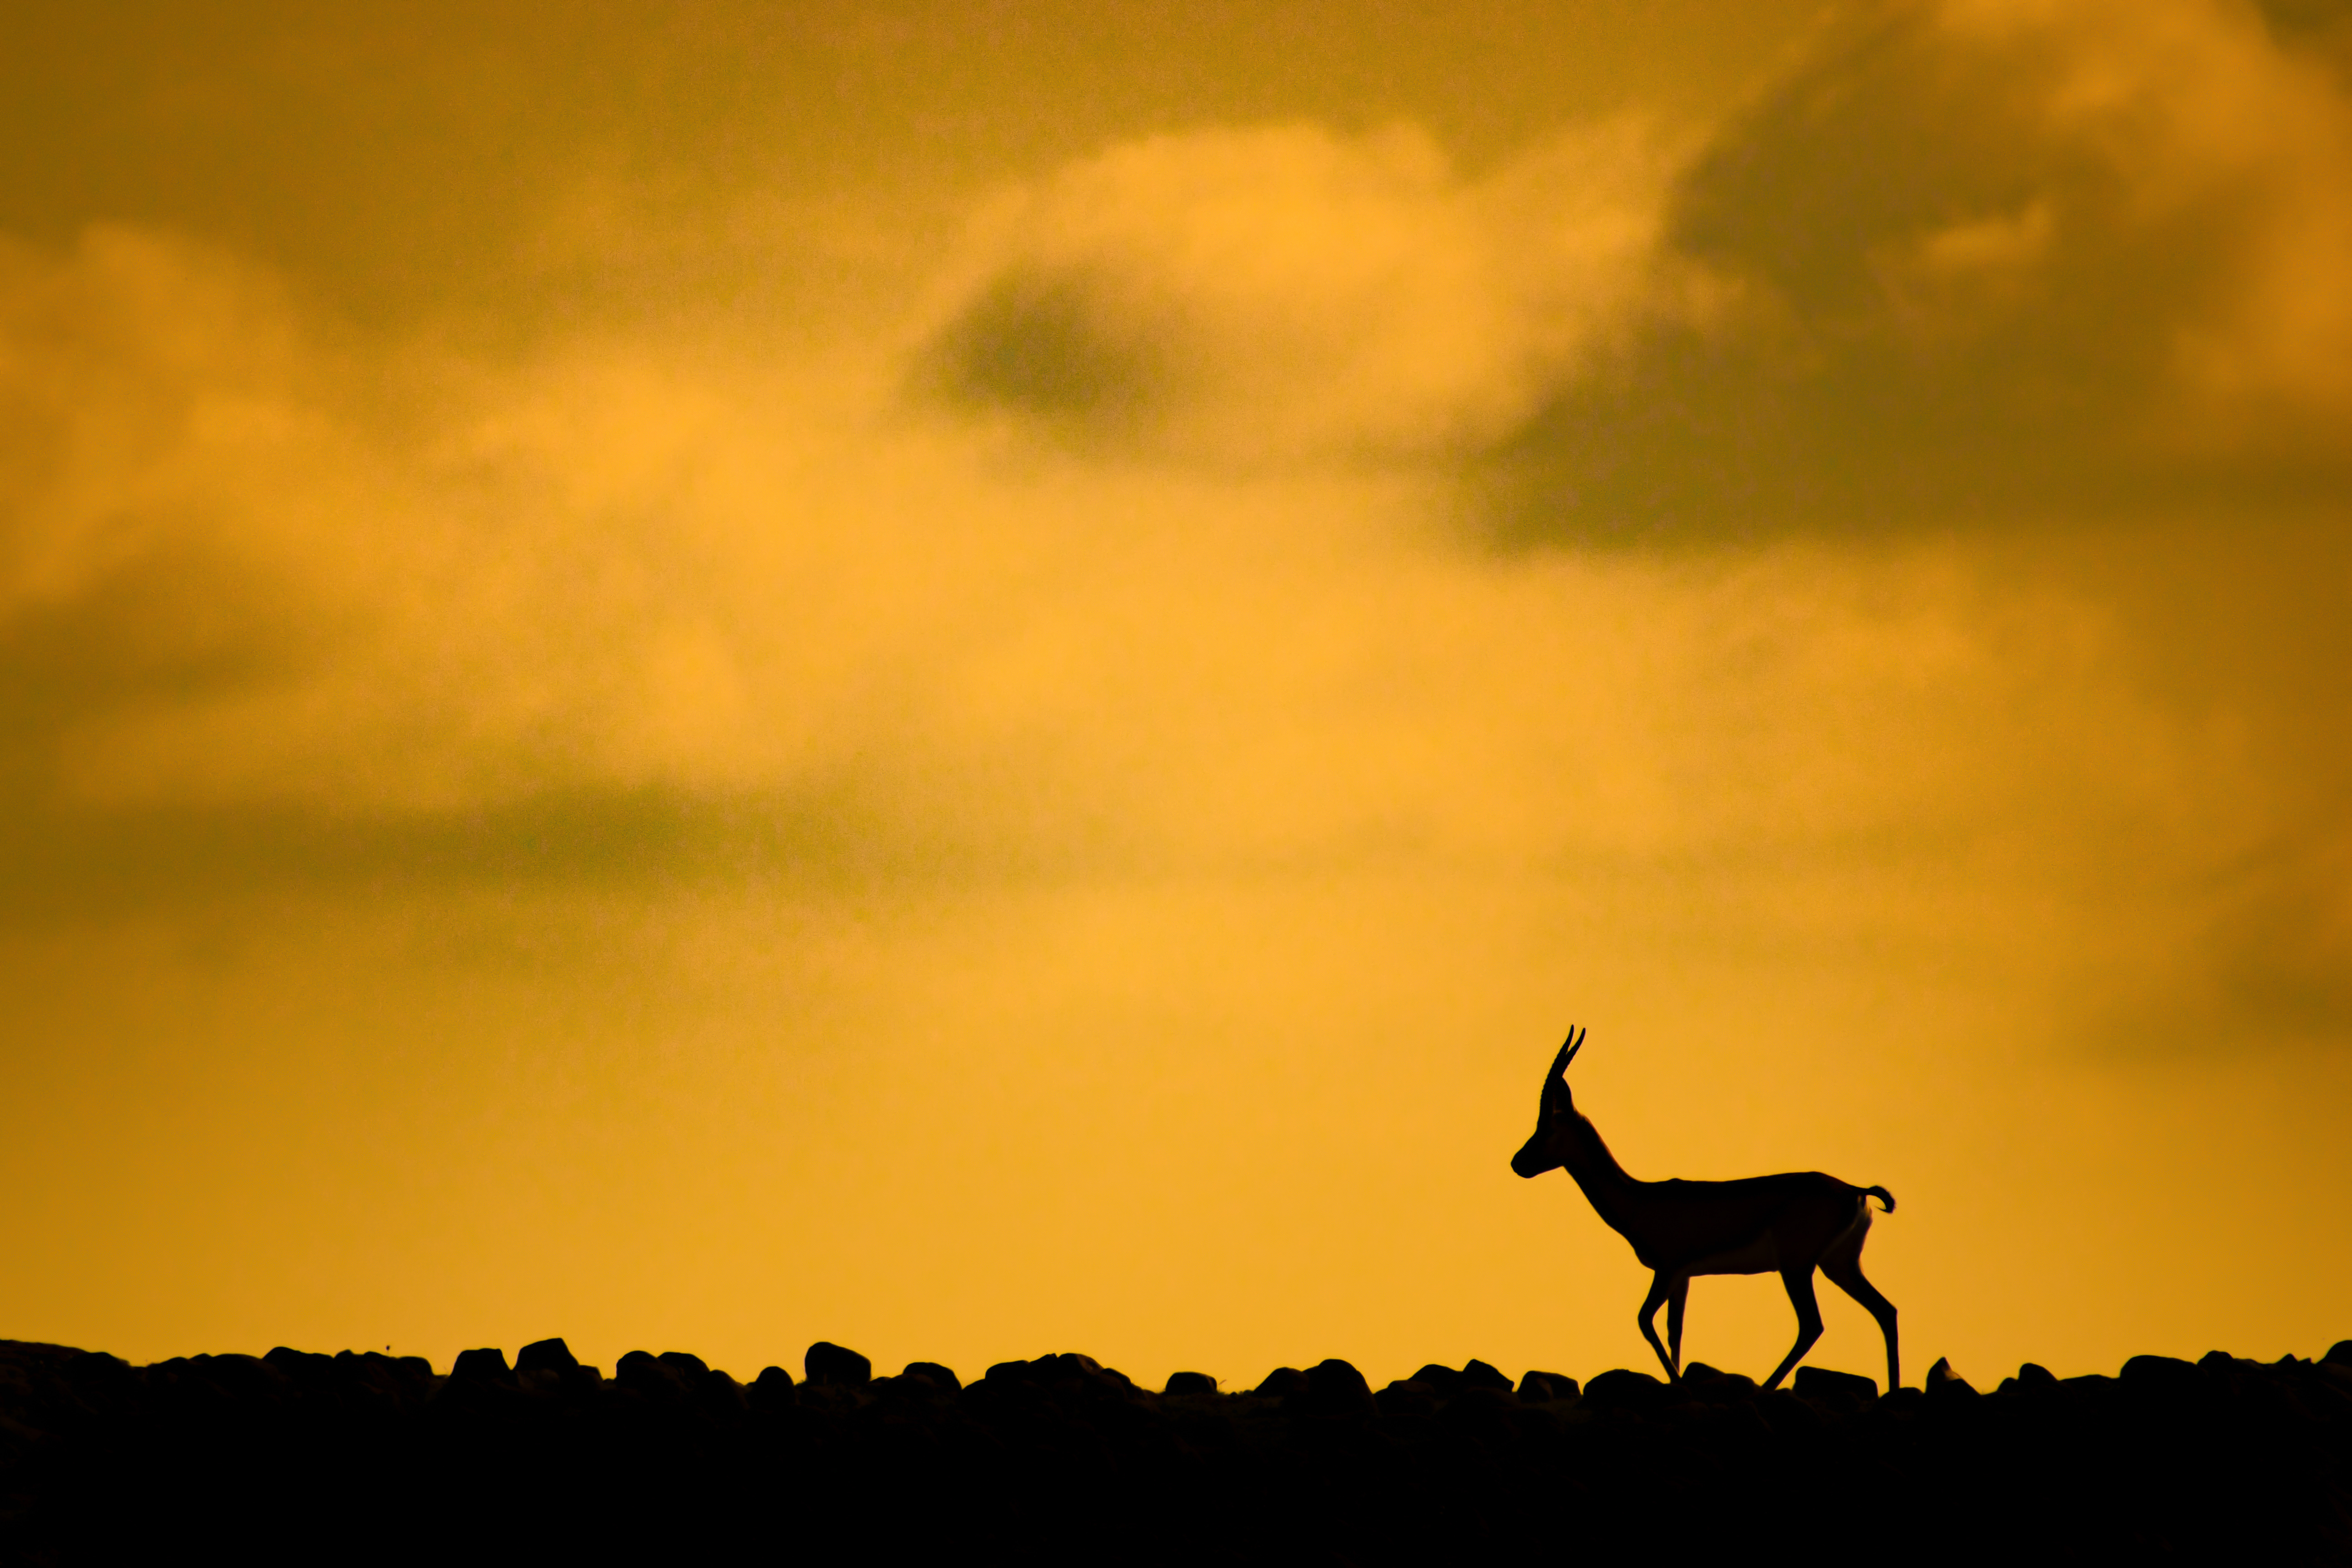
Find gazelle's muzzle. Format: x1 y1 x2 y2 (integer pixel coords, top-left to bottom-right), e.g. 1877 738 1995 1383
1510 1133 1554 1179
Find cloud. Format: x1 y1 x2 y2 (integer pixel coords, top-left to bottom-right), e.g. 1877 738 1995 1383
915 119 1694 465
912 1 2352 537
0 227 933 832
1493 0 2352 537
3 30 2347 1050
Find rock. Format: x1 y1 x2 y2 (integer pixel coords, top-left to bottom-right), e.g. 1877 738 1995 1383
1437 1385 1522 1443
1758 1389 1824 1436
1408 1363 1464 1394
658 1351 711 1389
616 1350 674 1397
1459 1359 1513 1393
1792 1365 1877 1412
693 1368 749 1414
2323 1340 2352 1368
749 1365 797 1411
450 1347 512 1383
805 1342 872 1388
998 1352 1120 1394
901 1361 962 1393
1681 1364 1761 1402
1376 1380 1439 1417
1253 1367 1309 1398
1581 1369 1669 1411
1033 1352 1130 1390
191 1353 291 1403
333 1350 412 1405
2017 1362 2058 1389
1926 1357 1979 1398
1163 1371 1217 1396
2121 1354 2199 1395
2306 1362 2352 1418
1302 1359 1377 1418
1516 1370 1578 1401
260 1348 344 1398
516 1338 579 1374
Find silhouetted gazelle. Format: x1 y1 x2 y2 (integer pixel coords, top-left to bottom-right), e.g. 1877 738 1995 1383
1511 1027 1900 1391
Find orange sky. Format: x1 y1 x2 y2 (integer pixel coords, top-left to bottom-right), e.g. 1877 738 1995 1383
5 0 2351 1392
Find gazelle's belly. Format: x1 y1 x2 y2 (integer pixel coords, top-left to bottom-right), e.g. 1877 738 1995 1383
1683 1232 1781 1277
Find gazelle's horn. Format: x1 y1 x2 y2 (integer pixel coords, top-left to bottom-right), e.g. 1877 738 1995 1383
1541 1026 1583 1110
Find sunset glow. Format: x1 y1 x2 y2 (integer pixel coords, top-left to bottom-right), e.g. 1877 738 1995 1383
6 0 2350 1391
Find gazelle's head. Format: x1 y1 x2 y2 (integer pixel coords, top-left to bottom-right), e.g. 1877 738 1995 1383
1509 1026 1585 1178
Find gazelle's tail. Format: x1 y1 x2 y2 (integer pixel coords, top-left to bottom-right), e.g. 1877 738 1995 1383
1863 1186 1896 1213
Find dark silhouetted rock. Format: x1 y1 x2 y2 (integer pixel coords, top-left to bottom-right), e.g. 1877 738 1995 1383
1163 1370 1216 1396
516 1337 579 1374
658 1351 711 1390
1301 1359 1376 1418
8 1334 2352 1560
1516 1370 1578 1401
2324 1340 2352 1368
1681 1364 1761 1403
329 1349 414 1406
692 1367 749 1415
749 1365 796 1411
1032 1351 1132 1390
450 1347 512 1383
805 1342 872 1387
1253 1366 1309 1398
2122 1354 2199 1396
1926 1357 1979 1399
2017 1361 2058 1389
1792 1365 1877 1412
616 1350 674 1398
1758 1389 1824 1436
1436 1384 1521 1441
262 1347 336 1383
1376 1379 1439 1416
1458 1359 1512 1393
901 1361 962 1393
1582 1368 1668 1410
1408 1363 1464 1394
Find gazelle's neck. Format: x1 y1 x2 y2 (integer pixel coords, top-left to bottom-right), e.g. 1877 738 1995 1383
1561 1113 1645 1226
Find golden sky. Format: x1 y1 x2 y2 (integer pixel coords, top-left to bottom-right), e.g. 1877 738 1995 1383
5 0 2351 1390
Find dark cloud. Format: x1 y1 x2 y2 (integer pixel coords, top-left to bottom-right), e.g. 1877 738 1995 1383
1487 0 2352 543
914 5 2352 539
918 267 1171 433
0 787 909 923
0 539 323 796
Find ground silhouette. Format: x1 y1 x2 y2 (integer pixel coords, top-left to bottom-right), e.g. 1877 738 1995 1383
1512 1027 1901 1392
5 1335 2350 1562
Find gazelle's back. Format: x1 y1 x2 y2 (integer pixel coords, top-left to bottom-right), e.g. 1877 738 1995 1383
1618 1170 1861 1271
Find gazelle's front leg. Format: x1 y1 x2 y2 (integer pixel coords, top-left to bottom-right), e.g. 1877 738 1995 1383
1665 1274 1691 1380
1636 1272 1679 1383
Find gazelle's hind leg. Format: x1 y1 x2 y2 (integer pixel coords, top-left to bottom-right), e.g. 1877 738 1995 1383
1636 1272 1679 1383
1761 1265 1824 1391
1821 1247 1900 1392
1665 1274 1690 1379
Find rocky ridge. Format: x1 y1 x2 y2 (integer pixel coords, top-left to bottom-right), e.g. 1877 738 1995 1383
5 1336 2349 1561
